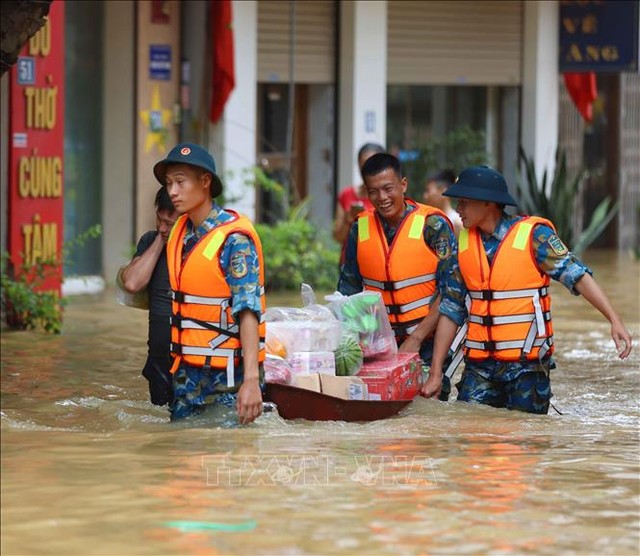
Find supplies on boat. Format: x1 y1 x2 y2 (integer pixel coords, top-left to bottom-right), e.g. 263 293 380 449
264 284 400 387
356 352 423 401
325 291 397 359
264 354 292 385
334 335 363 376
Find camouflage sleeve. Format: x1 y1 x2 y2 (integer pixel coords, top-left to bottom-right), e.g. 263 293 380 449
437 244 468 327
532 224 593 295
337 222 363 295
220 232 263 323
424 214 456 298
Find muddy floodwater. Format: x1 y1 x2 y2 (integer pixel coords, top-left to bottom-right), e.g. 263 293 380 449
1 251 639 555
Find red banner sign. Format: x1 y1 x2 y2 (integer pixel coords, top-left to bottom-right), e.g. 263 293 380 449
9 0 65 292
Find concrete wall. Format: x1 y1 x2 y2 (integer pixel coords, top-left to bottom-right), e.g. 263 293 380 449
338 1 387 190
101 0 135 285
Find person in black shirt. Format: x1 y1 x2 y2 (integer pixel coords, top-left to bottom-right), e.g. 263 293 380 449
118 187 179 405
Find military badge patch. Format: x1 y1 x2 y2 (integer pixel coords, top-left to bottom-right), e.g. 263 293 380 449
548 234 568 256
435 237 451 260
230 253 248 279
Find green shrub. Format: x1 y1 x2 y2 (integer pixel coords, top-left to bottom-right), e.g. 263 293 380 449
401 126 490 199
1 224 102 333
256 201 339 292
516 147 618 255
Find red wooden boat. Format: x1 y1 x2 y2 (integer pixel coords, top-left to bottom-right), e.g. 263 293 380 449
264 382 413 422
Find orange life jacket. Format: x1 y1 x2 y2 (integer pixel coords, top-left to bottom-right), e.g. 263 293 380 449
356 201 450 340
458 216 555 362
166 211 266 387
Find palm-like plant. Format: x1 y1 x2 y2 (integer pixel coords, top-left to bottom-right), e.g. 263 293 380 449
516 147 618 255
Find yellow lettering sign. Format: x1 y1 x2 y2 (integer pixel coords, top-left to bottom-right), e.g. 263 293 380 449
18 156 63 198
28 18 51 57
562 17 580 34
581 14 598 34
21 214 58 266
568 44 583 62
566 44 620 64
601 45 619 62
23 86 57 130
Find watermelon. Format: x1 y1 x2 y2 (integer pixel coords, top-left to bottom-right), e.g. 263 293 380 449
335 336 363 376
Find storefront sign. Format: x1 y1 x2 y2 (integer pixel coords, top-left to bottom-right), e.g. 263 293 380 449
560 0 639 72
9 1 65 292
149 44 172 80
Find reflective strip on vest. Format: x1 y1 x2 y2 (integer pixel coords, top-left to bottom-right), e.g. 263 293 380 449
363 272 437 291
172 286 266 306
171 345 237 387
468 311 551 326
467 286 549 301
386 294 435 315
444 319 469 379
172 292 228 305
465 336 552 352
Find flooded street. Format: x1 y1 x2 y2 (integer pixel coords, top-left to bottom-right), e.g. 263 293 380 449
1 251 639 555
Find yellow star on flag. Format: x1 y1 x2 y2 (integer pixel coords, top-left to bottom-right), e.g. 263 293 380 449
139 86 173 154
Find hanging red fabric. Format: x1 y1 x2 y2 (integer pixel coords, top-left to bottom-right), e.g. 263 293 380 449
209 0 235 124
563 72 598 123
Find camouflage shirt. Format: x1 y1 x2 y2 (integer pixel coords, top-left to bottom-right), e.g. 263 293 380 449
440 213 592 380
337 201 456 296
183 202 263 324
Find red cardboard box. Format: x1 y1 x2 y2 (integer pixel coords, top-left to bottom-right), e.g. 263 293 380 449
356 352 424 401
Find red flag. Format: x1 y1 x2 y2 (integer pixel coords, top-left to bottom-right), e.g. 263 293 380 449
563 72 598 123
210 0 235 124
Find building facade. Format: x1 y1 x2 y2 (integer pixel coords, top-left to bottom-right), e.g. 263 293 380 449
1 0 638 292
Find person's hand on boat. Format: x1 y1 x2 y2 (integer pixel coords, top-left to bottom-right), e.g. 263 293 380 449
236 377 263 424
421 368 443 399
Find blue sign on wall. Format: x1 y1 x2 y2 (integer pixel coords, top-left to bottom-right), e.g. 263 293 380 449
149 45 171 80
559 0 639 72
16 57 36 85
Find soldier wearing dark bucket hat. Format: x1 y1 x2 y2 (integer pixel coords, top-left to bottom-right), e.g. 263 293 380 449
154 142 267 425
153 143 224 198
444 165 518 206
422 165 632 414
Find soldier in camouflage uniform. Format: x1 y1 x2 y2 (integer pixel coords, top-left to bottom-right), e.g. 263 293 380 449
423 165 633 414
154 143 265 423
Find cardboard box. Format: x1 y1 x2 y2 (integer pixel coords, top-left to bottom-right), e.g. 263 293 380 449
292 373 321 392
319 374 368 400
356 352 423 401
288 351 336 376
266 321 342 352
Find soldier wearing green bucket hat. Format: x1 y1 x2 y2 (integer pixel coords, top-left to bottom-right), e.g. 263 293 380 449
154 143 267 424
426 165 633 414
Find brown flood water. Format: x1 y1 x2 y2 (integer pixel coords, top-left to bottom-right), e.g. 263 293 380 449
1 250 639 555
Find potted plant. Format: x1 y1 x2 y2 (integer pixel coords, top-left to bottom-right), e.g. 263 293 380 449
516 147 618 255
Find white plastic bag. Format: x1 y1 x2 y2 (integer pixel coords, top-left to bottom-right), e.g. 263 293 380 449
325 291 397 359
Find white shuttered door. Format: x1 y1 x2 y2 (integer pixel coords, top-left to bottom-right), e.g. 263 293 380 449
388 0 523 85
258 0 335 83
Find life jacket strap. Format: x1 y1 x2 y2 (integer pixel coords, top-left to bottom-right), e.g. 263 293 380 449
468 286 549 301
465 336 551 352
172 286 265 306
468 311 551 326
171 314 240 339
170 344 242 387
391 318 422 338
443 321 468 379
363 272 436 292
386 294 435 315
171 290 229 305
